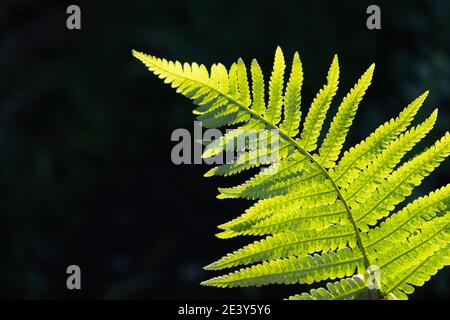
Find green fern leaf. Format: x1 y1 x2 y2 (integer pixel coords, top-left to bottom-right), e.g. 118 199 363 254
205 225 356 270
354 132 450 231
365 184 450 252
376 214 450 298
133 47 449 299
264 46 285 125
344 110 438 208
201 248 364 288
299 55 339 152
280 52 303 137
241 200 348 235
216 151 312 199
317 63 374 168
250 59 265 115
216 178 337 236
288 276 372 300
383 243 449 300
204 141 291 177
331 91 428 187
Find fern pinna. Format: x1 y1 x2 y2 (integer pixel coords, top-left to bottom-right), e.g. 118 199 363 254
133 47 450 300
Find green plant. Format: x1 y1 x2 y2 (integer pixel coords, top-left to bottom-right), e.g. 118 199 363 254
133 47 450 300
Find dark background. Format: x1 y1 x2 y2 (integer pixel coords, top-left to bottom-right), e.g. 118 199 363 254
0 0 449 299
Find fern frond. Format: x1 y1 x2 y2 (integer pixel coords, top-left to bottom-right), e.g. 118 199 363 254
331 91 428 188
228 201 348 236
354 132 450 230
250 59 265 115
206 225 356 270
288 276 371 300
202 120 264 158
225 95 428 199
217 179 337 237
218 175 336 227
236 58 251 107
383 242 450 300
377 214 450 298
317 63 374 169
204 141 291 177
344 110 438 207
299 55 339 152
201 248 364 288
134 47 449 299
228 62 239 98
291 214 450 300
366 184 450 252
280 52 303 137
217 151 312 199
264 46 285 125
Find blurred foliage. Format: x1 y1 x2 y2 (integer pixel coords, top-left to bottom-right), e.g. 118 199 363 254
0 0 449 299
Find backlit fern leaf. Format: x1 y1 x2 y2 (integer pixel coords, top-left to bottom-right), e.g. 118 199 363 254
316 63 374 169
288 275 372 300
133 47 449 300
